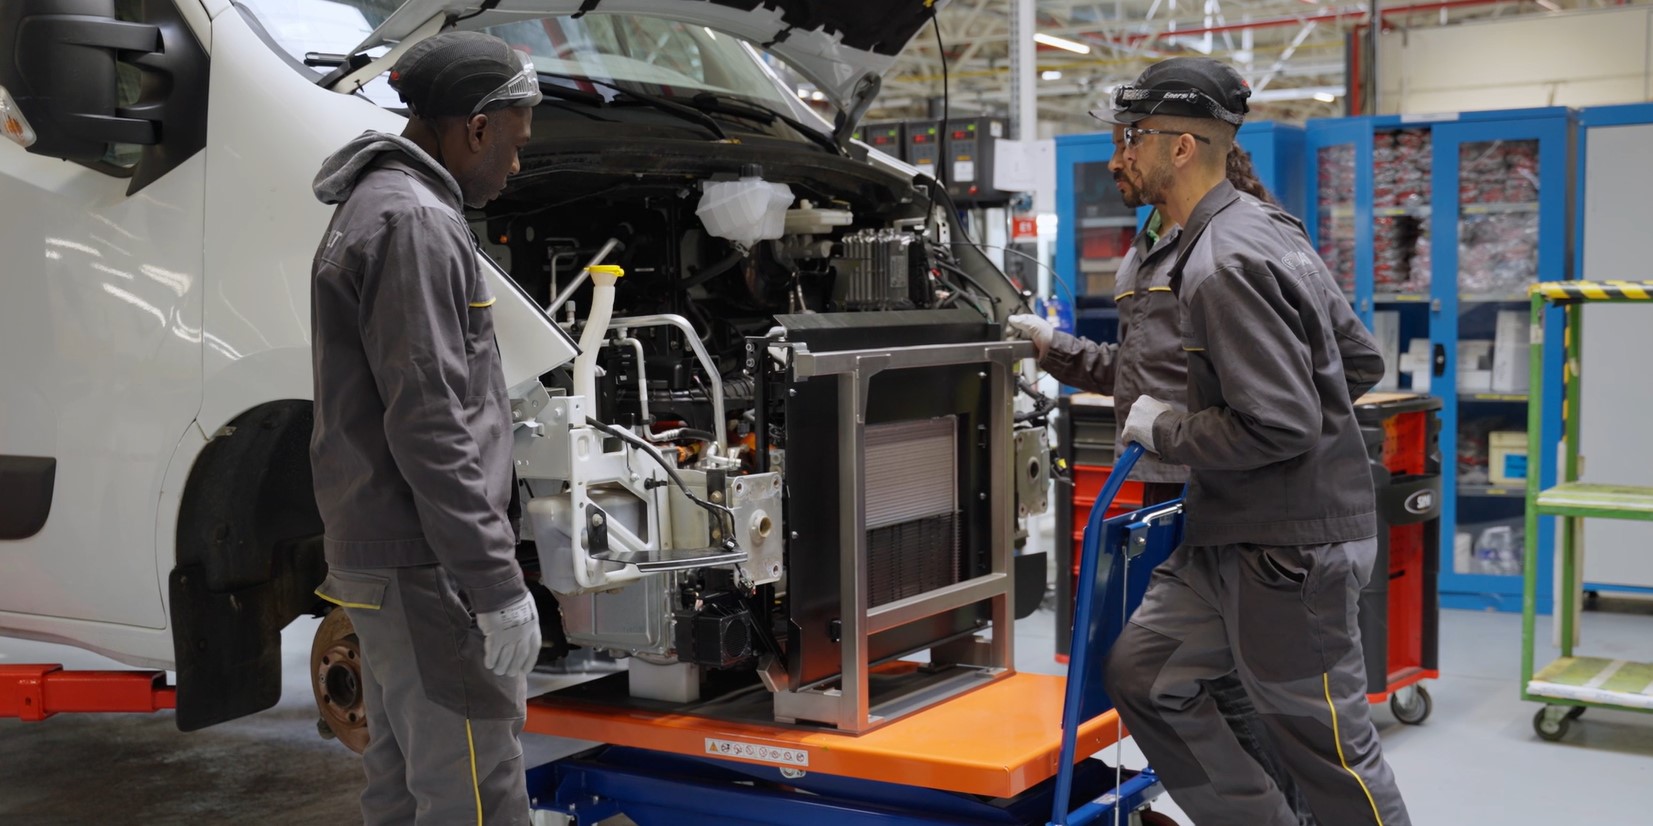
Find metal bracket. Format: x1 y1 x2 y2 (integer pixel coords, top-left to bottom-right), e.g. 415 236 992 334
1123 503 1182 559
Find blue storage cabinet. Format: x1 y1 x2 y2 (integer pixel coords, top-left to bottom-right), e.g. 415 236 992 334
1053 122 1305 348
1305 109 1570 612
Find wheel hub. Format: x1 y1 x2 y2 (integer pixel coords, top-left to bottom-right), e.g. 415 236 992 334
309 609 371 753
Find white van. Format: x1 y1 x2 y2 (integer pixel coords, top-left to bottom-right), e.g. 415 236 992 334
1 0 1039 736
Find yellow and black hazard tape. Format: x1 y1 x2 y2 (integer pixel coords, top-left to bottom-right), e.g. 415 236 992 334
1532 281 1653 302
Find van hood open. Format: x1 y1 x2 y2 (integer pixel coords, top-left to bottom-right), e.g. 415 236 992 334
341 0 947 110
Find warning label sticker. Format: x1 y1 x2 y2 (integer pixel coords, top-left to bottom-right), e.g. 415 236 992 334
704 738 810 767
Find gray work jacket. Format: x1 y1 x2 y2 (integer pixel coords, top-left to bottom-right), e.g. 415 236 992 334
1041 214 1191 484
1152 181 1386 548
308 134 524 613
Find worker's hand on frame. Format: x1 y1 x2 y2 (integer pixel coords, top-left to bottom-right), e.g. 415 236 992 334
1005 313 1054 359
476 591 542 677
1121 396 1171 454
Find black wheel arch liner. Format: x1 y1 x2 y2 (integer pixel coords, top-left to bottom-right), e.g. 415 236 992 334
168 400 327 731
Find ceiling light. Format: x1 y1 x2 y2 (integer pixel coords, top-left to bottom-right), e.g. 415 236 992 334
1536 0 1561 9
1041 70 1063 81
796 87 809 98
1033 33 1092 55
1314 92 1337 103
810 90 826 101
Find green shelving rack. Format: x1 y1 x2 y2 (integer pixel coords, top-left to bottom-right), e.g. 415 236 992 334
1522 280 1653 741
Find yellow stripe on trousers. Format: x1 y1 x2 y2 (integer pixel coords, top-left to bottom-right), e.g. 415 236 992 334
466 719 483 826
313 590 380 611
1323 673 1384 825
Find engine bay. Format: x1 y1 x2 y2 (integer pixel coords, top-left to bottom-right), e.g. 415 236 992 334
477 140 1049 730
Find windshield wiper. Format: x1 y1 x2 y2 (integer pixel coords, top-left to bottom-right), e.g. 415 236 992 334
536 80 605 107
538 72 727 142
685 92 844 157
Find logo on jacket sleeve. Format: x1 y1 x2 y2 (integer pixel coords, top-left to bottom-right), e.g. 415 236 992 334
1281 250 1313 271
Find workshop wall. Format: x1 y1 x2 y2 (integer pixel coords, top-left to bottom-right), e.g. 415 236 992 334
1377 7 1653 115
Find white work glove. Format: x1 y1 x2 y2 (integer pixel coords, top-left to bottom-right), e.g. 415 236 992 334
1006 313 1054 360
475 591 542 678
1120 395 1172 455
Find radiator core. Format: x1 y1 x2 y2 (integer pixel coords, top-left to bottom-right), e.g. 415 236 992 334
863 418 961 607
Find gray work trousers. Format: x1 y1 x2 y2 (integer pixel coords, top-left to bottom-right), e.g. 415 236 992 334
318 565 530 826
1103 538 1411 826
1139 484 1314 825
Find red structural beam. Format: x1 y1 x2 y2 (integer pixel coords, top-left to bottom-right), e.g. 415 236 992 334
1 664 176 721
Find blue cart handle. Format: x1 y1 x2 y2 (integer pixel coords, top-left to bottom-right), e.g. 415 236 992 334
1050 441 1147 826
1080 443 1145 544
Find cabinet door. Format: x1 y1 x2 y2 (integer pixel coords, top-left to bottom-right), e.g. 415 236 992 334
1429 117 1568 610
1306 120 1374 325
1056 137 1139 302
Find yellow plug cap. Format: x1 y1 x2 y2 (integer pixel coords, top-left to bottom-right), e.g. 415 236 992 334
586 264 625 279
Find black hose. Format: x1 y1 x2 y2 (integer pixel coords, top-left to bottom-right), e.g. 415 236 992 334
657 428 718 444
645 377 756 404
1015 376 1057 423
682 247 747 289
935 259 1000 305
588 420 737 538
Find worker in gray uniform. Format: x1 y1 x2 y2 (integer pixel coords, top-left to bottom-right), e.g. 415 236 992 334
1099 57 1408 826
1008 142 1315 826
308 31 543 826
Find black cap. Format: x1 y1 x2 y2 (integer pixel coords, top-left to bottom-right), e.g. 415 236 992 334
389 31 542 118
1089 57 1250 126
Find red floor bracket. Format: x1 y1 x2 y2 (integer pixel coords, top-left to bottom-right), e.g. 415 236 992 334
1 664 176 721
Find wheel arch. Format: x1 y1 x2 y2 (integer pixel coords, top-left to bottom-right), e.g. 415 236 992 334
168 399 327 731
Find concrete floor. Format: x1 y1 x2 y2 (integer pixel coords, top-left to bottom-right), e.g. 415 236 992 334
5 603 1653 824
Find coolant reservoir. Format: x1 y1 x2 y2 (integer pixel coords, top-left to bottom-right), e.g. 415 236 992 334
696 168 793 248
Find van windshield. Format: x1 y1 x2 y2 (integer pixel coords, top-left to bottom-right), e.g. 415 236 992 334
239 1 799 116
482 17 795 114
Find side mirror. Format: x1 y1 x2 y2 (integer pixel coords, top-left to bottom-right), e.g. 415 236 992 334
0 0 160 163
2 0 206 193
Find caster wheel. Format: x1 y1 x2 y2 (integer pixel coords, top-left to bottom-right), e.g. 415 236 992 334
1566 706 1587 721
1389 685 1432 725
1137 809 1179 826
1533 706 1571 742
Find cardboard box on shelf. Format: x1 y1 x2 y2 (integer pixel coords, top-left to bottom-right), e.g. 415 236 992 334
1492 309 1530 393
1400 338 1432 393
1489 430 1528 486
1085 271 1117 296
1460 371 1493 392
1458 340 1494 391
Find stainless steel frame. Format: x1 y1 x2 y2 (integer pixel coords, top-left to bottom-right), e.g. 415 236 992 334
773 339 1034 732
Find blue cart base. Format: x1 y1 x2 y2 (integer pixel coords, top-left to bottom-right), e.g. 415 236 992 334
526 745 1162 826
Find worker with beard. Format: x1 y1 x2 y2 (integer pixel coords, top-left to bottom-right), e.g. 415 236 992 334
1008 139 1316 826
1068 56 1406 826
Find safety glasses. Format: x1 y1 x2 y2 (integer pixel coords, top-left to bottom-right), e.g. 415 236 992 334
470 59 542 117
1121 126 1212 149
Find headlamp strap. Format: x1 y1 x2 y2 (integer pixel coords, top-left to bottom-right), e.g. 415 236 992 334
1113 85 1245 126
